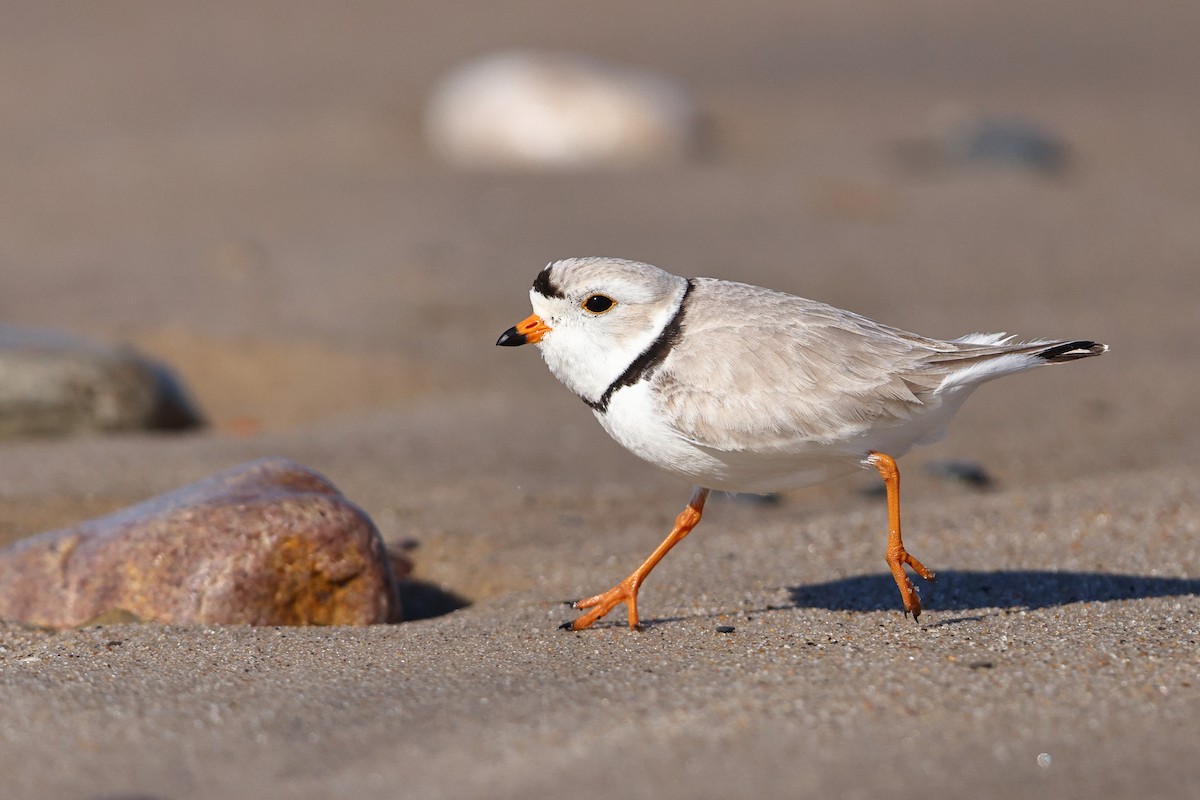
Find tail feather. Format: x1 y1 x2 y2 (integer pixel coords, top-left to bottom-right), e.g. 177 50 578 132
1037 340 1108 363
930 337 1107 394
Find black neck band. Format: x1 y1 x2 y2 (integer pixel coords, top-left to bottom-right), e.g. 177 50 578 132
584 279 695 413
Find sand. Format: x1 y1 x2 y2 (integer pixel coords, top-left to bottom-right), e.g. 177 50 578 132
1 2 1198 798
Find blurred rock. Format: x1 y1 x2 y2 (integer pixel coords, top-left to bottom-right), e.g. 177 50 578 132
924 458 994 489
0 325 203 439
425 50 700 170
722 491 781 506
893 105 1069 176
0 458 401 628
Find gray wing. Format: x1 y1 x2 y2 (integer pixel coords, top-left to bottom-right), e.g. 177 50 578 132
651 279 981 452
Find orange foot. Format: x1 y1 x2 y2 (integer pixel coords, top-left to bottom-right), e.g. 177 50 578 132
887 540 937 619
561 487 710 632
868 451 937 621
562 575 643 631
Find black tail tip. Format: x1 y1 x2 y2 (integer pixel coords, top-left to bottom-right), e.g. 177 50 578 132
1038 340 1107 362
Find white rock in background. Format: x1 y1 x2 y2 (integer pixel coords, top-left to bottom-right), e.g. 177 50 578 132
425 51 700 170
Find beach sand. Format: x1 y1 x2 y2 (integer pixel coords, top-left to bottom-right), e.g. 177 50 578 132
1 3 1198 798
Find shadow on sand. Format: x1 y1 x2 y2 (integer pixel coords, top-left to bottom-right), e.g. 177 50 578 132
394 580 470 622
788 570 1200 616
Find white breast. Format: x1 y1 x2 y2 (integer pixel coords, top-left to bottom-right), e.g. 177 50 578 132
595 382 860 492
595 382 718 478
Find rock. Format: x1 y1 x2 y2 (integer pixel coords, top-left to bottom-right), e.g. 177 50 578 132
923 458 994 489
0 325 203 438
948 118 1068 174
424 50 700 170
892 105 1069 176
723 492 781 506
0 458 400 628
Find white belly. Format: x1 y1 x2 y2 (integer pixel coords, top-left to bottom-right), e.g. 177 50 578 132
595 381 977 493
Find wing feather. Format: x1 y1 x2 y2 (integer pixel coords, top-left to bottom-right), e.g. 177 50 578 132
650 279 1047 453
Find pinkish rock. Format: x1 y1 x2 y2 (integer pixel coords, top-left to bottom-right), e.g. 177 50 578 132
0 458 400 628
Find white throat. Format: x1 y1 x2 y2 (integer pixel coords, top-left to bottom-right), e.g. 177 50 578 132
535 285 686 407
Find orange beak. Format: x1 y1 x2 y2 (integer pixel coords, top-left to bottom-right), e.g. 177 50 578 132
496 313 552 346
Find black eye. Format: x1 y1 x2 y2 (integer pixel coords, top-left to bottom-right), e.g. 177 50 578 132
582 294 615 314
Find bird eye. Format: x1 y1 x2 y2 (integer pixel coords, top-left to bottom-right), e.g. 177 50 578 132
582 294 615 314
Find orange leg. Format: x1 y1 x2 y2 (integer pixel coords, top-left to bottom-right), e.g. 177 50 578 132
867 452 936 620
563 486 710 631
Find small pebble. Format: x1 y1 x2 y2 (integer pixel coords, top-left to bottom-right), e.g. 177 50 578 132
715 625 736 634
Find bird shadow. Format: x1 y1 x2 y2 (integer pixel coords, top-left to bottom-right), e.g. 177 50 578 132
557 571 1200 631
787 569 1200 617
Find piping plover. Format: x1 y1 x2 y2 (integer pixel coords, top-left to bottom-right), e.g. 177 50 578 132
497 257 1106 629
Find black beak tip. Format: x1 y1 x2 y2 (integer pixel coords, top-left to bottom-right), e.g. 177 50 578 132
496 327 526 347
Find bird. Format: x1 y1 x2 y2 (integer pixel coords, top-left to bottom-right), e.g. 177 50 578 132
496 257 1106 630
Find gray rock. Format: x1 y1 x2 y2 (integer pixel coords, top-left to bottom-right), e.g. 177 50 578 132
892 106 1069 176
425 50 701 170
923 458 995 488
938 117 1069 174
0 325 202 438
0 458 401 628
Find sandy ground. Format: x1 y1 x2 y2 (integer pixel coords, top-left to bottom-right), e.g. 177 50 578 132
1 2 1199 798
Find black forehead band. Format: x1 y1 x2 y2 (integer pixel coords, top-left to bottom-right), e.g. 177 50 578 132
532 266 566 299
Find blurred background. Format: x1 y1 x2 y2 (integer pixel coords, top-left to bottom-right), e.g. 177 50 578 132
1 0 1196 478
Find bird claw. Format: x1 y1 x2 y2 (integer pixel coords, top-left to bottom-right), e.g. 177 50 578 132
559 577 641 631
894 564 933 621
